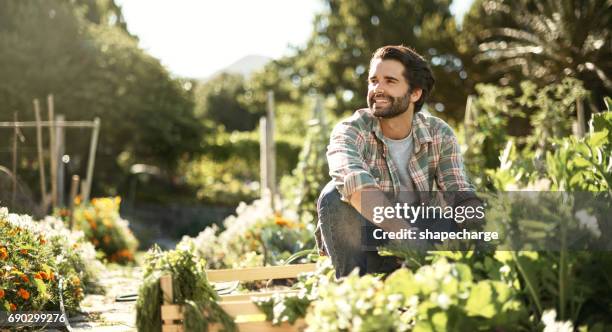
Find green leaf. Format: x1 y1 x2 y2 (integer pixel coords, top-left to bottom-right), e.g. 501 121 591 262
466 281 495 318
34 278 47 296
384 268 417 297
587 130 609 148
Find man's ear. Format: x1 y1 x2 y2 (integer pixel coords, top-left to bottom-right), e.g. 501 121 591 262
410 88 422 103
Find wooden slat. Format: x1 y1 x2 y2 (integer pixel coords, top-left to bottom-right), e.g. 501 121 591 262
207 264 316 282
162 324 184 332
160 275 173 304
221 289 301 302
219 301 264 316
161 304 184 321
209 319 306 332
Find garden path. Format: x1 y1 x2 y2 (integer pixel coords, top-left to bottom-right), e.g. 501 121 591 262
70 264 142 332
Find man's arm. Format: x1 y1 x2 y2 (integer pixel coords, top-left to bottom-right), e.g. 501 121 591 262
436 126 483 226
327 122 407 232
436 125 480 202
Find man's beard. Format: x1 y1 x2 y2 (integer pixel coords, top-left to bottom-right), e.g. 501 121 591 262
368 92 412 119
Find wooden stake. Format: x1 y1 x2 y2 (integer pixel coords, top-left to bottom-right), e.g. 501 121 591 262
263 91 277 211
463 95 474 146
82 117 100 203
576 97 586 138
33 99 48 210
56 115 65 206
68 175 80 230
48 94 57 209
11 112 18 207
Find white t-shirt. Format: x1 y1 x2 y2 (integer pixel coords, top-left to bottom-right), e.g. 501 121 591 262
383 131 418 204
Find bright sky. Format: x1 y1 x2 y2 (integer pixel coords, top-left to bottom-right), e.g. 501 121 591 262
117 0 474 79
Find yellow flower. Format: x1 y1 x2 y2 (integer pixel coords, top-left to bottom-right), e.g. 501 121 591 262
74 195 82 206
102 218 113 228
71 276 81 286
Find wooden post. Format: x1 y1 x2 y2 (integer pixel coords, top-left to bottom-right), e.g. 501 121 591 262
160 275 173 305
48 94 57 209
56 115 66 206
68 175 80 230
259 116 268 199
11 112 18 207
576 98 586 138
463 95 475 146
266 91 276 209
33 99 48 210
82 117 100 203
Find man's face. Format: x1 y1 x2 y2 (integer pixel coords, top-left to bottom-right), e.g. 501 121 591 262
367 58 418 119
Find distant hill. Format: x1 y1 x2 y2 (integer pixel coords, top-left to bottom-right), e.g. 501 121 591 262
202 55 271 81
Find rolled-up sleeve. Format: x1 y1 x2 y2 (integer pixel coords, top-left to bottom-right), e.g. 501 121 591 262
436 126 479 206
327 123 379 202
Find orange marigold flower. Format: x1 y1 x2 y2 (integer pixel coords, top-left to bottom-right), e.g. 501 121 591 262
40 271 49 280
74 195 82 206
39 237 47 245
18 288 30 300
48 271 55 281
0 289 5 299
9 303 16 311
34 272 42 280
20 249 28 255
20 274 29 283
0 247 8 260
274 213 292 227
84 211 94 223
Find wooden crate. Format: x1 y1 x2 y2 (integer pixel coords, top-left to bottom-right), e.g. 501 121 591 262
160 263 316 332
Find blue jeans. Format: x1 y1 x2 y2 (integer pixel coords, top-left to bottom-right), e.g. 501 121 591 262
316 181 401 278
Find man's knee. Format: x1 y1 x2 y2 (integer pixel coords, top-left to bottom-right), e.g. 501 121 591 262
317 181 342 211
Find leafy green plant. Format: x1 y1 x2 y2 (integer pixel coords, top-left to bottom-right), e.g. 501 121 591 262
135 246 236 332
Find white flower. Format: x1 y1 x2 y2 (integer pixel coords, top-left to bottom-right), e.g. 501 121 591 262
436 293 451 309
541 309 574 332
575 209 601 238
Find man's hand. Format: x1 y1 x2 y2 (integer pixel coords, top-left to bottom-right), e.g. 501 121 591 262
349 187 410 233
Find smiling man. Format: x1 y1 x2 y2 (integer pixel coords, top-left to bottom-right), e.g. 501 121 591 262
316 45 478 278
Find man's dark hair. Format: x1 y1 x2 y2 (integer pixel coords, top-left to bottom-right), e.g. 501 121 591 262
371 45 435 112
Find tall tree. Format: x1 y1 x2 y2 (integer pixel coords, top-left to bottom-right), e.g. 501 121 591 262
462 0 611 110
246 0 469 120
0 0 203 197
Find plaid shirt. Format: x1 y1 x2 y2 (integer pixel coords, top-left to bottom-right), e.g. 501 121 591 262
327 108 476 206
